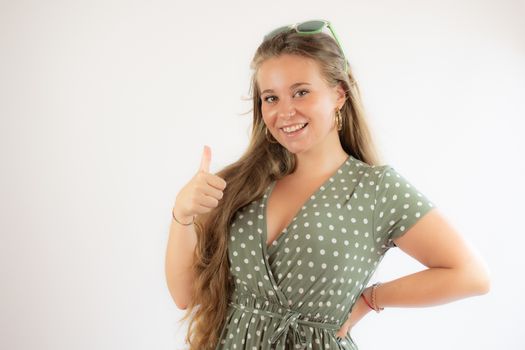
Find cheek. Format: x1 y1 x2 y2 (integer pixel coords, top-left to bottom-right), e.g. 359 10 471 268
314 100 335 120
261 114 273 128
261 104 268 116
261 105 276 124
303 97 329 115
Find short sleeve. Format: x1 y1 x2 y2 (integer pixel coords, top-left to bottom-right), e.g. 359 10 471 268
372 165 436 251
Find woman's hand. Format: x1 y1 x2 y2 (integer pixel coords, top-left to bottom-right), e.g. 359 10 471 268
173 145 227 222
335 287 373 338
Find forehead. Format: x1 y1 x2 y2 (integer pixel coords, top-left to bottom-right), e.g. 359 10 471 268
257 54 326 92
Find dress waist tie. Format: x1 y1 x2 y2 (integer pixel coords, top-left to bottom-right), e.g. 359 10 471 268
229 301 341 349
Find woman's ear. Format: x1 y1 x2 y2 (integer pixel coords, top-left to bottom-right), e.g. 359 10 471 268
333 82 347 108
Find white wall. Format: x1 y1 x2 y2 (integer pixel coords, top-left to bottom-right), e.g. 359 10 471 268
0 0 523 349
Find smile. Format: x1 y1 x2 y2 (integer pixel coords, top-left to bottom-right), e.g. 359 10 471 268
280 123 308 136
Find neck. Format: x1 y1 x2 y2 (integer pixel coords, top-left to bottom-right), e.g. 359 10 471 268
291 146 348 180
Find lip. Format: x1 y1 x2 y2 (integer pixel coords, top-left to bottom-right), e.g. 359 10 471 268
280 122 308 137
279 122 308 129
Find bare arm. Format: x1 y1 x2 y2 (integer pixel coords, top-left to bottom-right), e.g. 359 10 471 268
374 208 491 308
164 208 197 310
164 145 227 310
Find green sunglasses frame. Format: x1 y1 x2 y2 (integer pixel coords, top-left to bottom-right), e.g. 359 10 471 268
263 19 348 73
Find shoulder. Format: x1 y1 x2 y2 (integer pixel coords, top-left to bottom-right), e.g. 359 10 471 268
347 155 390 184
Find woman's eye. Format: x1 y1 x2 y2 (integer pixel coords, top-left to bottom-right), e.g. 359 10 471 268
263 96 277 103
263 90 309 103
296 89 309 97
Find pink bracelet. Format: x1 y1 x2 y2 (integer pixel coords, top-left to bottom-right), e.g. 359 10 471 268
361 293 374 310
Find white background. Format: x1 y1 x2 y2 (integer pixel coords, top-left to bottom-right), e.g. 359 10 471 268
1 0 524 349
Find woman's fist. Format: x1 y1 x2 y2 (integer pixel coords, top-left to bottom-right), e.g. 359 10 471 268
173 145 227 222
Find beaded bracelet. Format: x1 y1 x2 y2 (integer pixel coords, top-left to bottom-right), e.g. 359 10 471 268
172 208 194 226
371 282 385 313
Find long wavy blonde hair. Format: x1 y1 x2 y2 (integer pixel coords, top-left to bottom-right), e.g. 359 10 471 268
178 28 383 349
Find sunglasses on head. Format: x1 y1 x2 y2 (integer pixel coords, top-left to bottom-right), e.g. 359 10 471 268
263 19 348 73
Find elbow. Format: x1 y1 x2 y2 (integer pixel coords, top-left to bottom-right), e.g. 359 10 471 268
176 301 189 310
474 260 492 295
170 290 190 310
475 271 491 295
171 289 191 310
166 281 191 310
461 262 491 296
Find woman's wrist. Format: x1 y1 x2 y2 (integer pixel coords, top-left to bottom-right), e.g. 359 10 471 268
172 205 194 225
361 287 374 311
361 284 384 313
366 287 374 304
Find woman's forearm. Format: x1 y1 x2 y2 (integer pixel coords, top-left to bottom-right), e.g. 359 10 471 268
165 206 198 310
376 266 490 309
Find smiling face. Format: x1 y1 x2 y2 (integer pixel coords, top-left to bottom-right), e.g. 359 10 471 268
257 54 346 155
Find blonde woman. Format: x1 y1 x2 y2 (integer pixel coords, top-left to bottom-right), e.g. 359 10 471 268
165 19 491 350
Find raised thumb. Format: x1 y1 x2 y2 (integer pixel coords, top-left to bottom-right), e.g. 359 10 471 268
199 145 211 173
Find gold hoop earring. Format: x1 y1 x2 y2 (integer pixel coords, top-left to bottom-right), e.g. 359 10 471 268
335 108 343 131
265 126 278 144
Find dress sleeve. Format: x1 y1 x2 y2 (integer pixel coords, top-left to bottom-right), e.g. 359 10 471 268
372 165 436 251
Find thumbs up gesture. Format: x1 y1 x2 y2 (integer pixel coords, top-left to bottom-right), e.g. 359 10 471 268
173 145 228 223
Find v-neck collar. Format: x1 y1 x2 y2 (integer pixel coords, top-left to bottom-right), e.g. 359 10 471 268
262 155 353 252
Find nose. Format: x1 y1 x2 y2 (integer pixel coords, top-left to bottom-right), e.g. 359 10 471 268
273 94 297 118
278 107 296 119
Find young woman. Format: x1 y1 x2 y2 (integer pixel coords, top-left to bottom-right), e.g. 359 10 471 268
165 19 491 350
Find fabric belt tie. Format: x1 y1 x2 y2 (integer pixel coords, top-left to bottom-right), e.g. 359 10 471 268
229 301 341 349
268 308 307 346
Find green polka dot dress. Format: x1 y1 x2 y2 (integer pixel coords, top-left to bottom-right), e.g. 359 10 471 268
215 155 436 350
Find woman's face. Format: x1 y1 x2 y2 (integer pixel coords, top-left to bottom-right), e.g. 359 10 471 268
257 54 346 155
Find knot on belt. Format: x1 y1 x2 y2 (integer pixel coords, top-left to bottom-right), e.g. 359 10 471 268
229 300 341 349
268 309 308 346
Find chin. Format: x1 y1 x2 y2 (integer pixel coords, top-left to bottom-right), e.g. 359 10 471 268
283 145 309 155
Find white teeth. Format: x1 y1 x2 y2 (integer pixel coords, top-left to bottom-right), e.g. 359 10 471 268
282 123 306 133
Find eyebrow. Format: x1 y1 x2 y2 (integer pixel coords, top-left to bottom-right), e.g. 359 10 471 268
261 82 311 95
